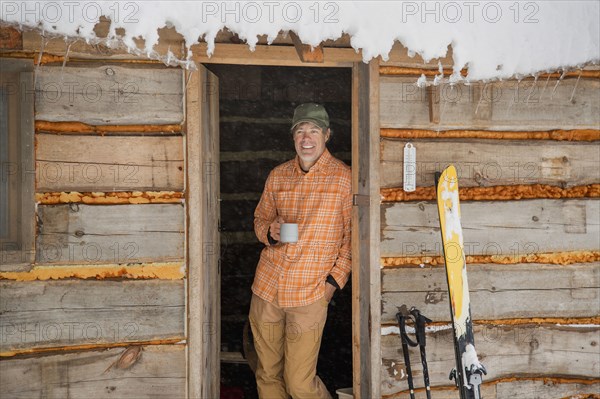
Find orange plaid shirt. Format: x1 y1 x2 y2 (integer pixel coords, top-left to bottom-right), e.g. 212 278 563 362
252 149 352 307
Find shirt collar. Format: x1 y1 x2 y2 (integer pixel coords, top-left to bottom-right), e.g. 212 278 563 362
294 148 332 175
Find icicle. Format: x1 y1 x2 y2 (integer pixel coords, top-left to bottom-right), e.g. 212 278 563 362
540 73 551 99
184 69 194 92
551 70 567 100
474 83 487 115
569 71 582 103
33 35 47 89
59 41 73 83
526 75 538 104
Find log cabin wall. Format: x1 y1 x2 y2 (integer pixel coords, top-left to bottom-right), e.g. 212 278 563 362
1 35 187 395
378 69 600 397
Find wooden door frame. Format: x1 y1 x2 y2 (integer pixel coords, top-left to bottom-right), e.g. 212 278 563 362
186 44 381 398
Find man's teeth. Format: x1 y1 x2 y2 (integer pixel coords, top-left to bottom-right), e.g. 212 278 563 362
302 145 315 149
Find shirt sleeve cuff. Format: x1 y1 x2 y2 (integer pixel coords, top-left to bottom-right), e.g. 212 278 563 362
326 274 341 290
267 228 278 245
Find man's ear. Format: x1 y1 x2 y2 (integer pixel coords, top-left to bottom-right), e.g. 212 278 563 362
325 128 331 143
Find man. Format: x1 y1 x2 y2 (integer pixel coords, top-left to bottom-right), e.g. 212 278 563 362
249 103 352 398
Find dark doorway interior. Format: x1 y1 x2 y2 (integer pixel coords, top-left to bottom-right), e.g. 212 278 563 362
207 64 353 398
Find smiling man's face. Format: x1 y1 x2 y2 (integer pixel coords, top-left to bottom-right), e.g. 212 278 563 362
293 122 330 171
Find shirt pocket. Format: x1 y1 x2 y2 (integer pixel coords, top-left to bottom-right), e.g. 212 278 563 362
311 242 338 265
273 191 295 220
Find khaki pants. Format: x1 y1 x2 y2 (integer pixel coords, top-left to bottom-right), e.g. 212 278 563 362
249 293 333 399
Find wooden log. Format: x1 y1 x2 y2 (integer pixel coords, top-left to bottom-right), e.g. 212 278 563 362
35 65 183 125
381 199 600 257
289 31 324 63
383 384 494 399
352 59 382 398
381 250 600 268
380 128 600 141
381 263 600 323
191 42 360 67
0 262 184 281
0 26 22 50
186 65 221 399
495 379 600 399
0 345 185 398
21 27 186 60
36 204 184 264
380 76 600 130
380 325 600 395
380 139 600 188
380 184 600 202
36 191 184 205
36 134 184 191
0 280 184 352
383 378 600 399
379 66 600 79
35 120 182 134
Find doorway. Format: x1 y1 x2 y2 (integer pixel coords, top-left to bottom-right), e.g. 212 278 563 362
207 64 353 398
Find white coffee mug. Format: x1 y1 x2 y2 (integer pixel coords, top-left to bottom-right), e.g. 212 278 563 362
280 223 298 243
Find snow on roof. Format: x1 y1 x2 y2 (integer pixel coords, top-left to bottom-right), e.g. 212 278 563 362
1 1 599 81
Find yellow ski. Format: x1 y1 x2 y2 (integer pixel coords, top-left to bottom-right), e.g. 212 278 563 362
435 165 486 399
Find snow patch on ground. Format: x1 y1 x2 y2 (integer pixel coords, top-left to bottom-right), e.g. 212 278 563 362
381 324 453 335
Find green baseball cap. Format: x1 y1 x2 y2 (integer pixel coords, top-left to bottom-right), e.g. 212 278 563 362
291 103 329 131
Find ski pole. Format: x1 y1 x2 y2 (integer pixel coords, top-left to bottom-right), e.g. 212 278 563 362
411 307 433 399
396 311 417 399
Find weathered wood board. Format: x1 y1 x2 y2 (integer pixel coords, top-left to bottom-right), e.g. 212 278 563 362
495 379 600 399
0 345 185 398
35 65 183 125
36 134 184 191
380 324 600 395
381 199 600 257
383 379 600 399
382 384 496 399
381 263 600 323
36 204 184 264
380 76 600 130
380 138 600 188
0 280 184 352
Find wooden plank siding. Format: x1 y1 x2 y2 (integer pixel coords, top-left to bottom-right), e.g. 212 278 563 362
380 325 600 395
0 345 185 398
379 67 600 398
0 280 184 352
494 379 600 399
381 199 600 258
381 263 600 323
35 65 183 125
380 138 600 189
380 76 600 131
36 134 184 192
36 204 184 264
